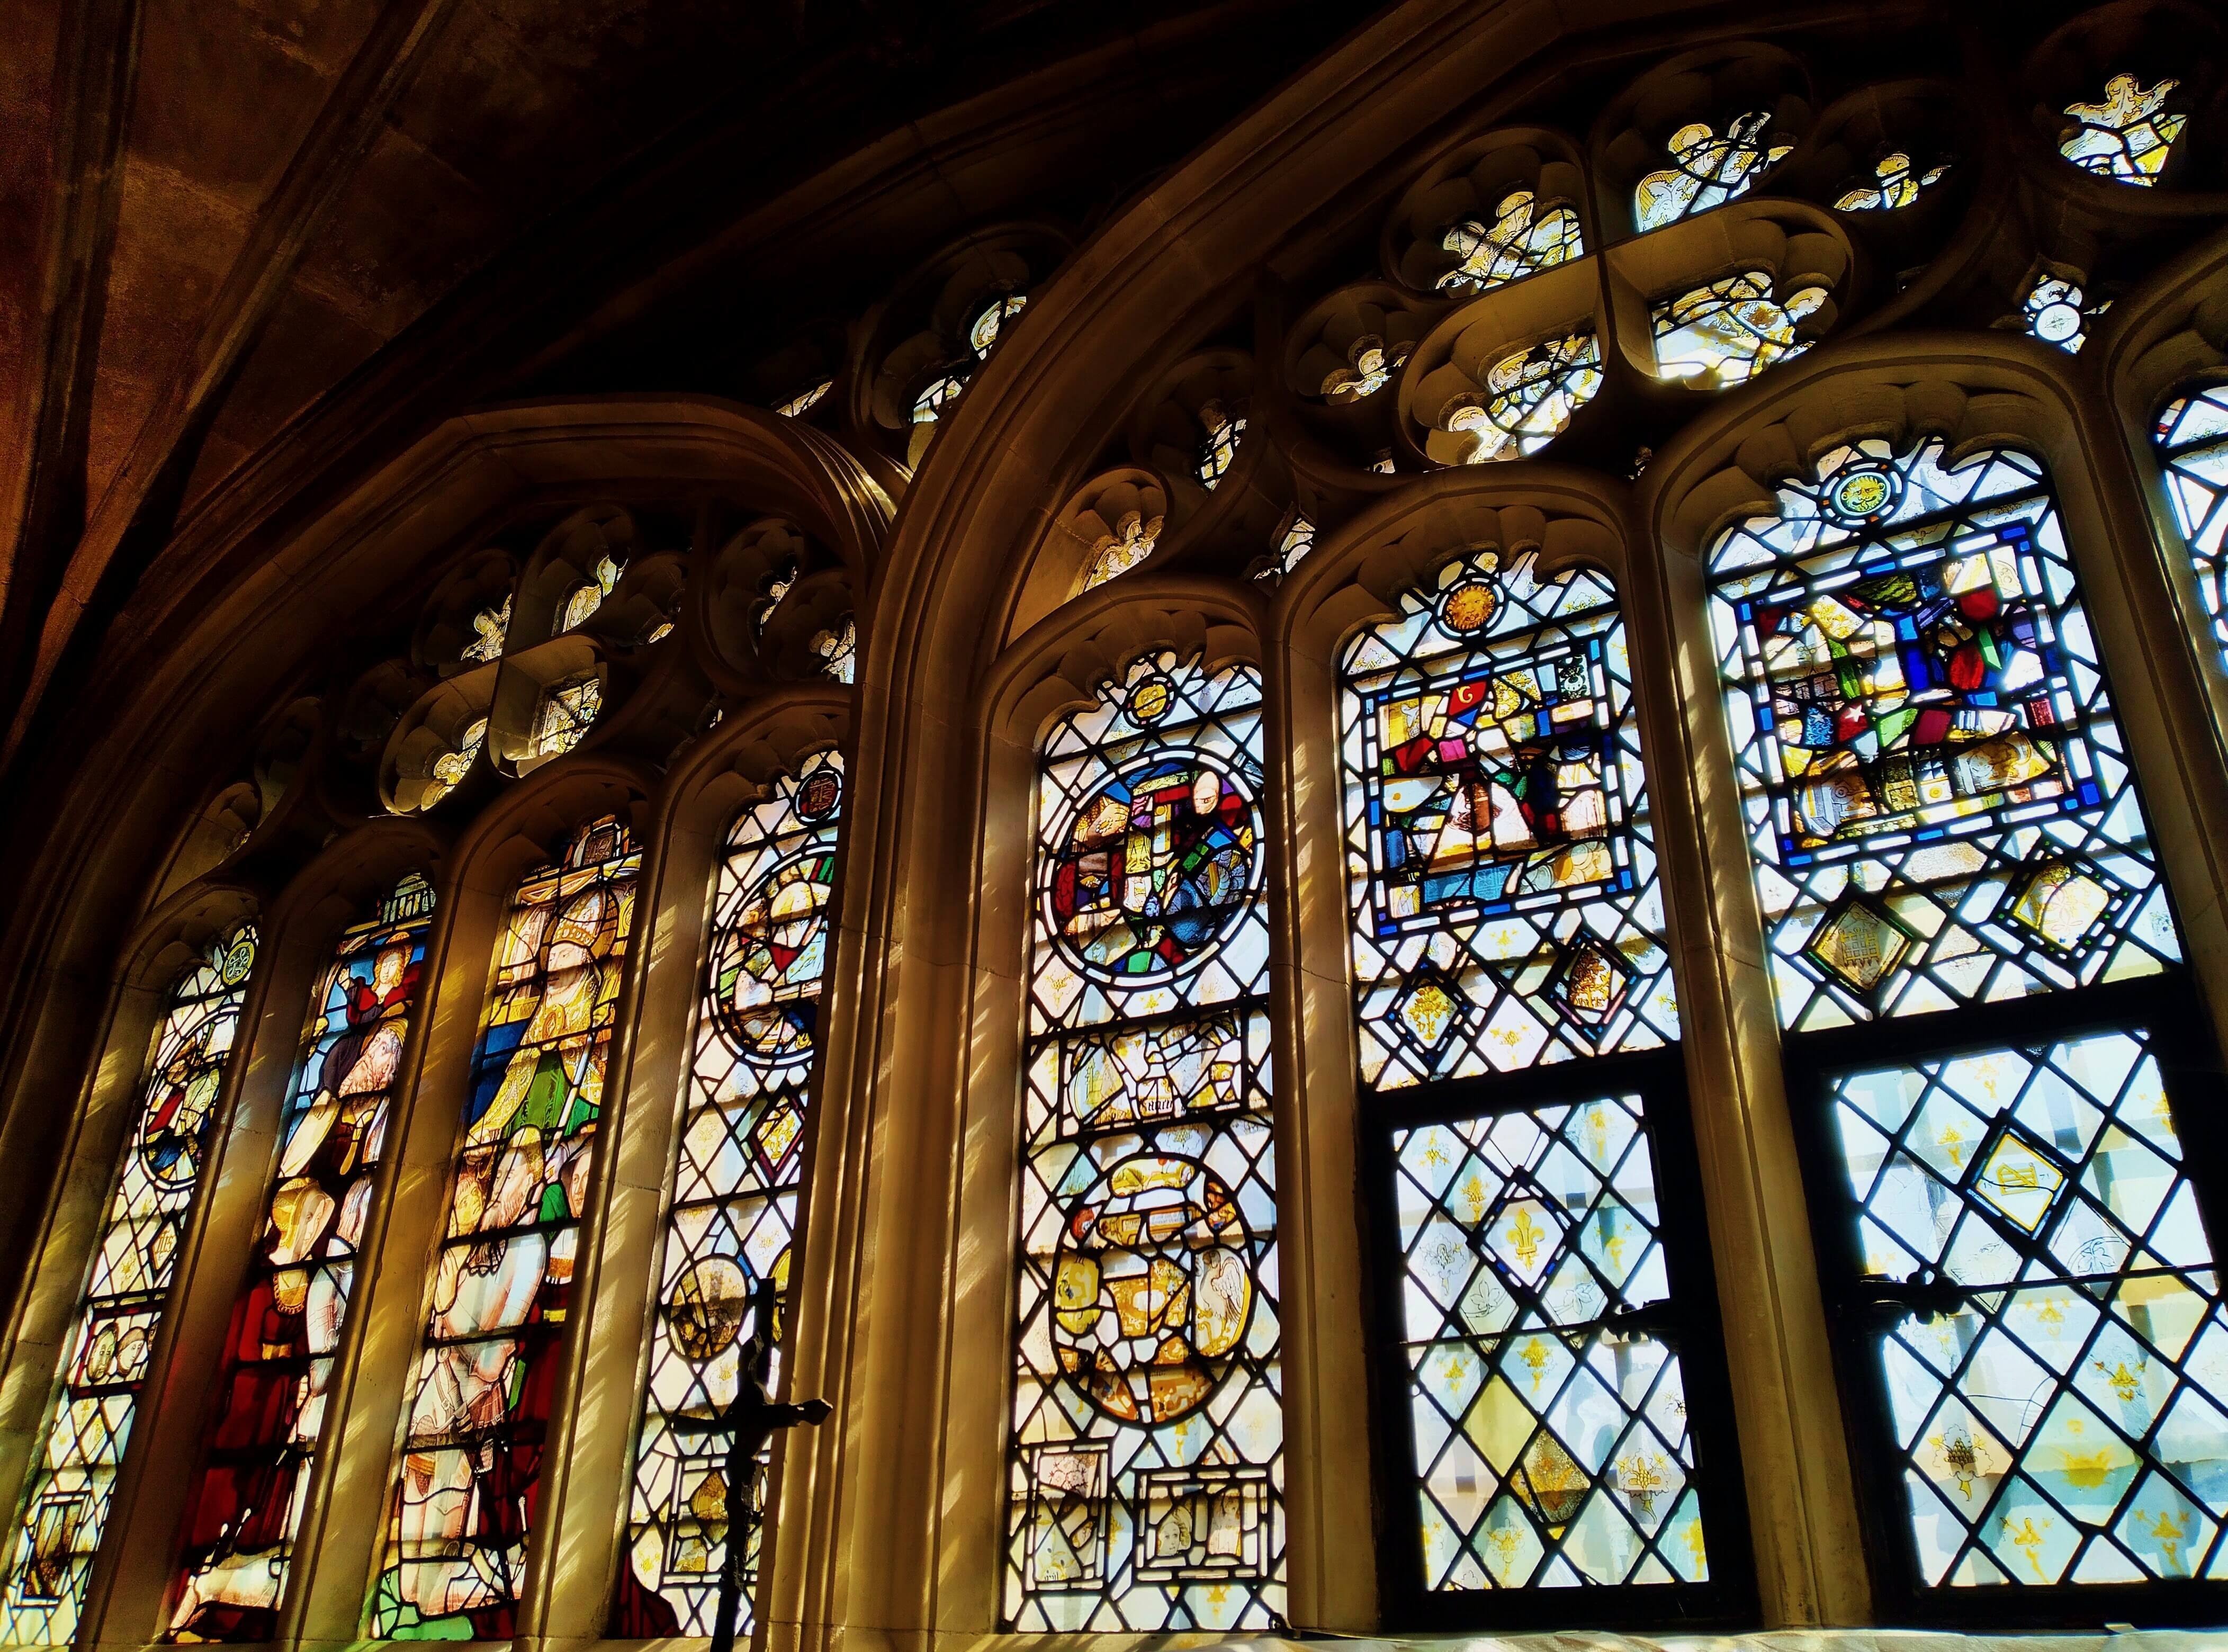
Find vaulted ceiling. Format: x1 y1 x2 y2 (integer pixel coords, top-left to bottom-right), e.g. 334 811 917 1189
0 0 1356 794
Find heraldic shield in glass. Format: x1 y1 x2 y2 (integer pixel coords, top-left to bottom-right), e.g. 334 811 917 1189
1706 439 2181 1030
1828 1030 2228 1586
1007 654 1284 1632
3 924 258 1646
615 753 844 1636
170 876 435 1641
371 818 639 1638
1391 1097 1709 1590
1341 549 1677 1089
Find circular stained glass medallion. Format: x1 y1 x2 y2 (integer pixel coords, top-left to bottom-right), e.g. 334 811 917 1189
1051 1152 1255 1425
1440 576 1500 634
666 1255 751 1361
1825 462 1902 525
2032 299 2083 345
710 849 835 1065
1045 750 1260 985
796 762 842 822
1125 672 1175 726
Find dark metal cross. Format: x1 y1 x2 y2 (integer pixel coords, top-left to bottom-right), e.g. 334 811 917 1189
668 1279 832 1652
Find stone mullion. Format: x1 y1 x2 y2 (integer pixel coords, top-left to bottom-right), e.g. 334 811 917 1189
1623 491 1872 1628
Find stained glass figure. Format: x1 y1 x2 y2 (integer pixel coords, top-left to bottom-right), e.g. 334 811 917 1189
1828 1029 2228 1586
618 755 843 1637
1255 513 1316 585
1708 439 2181 1030
462 598 510 665
1007 654 1283 1631
2154 384 2228 665
1651 271 1825 386
753 566 796 641
531 674 601 759
2020 275 2106 356
773 380 833 419
1443 333 1603 464
1196 402 1245 490
2060 75 2185 186
1835 150 1952 211
1342 551 1676 1089
1393 1096 1709 1590
1078 513 1161 595
562 553 623 633
971 293 1028 357
424 719 487 808
1 924 259 1646
169 877 434 1642
1437 192 1584 295
1323 338 1405 403
370 818 640 1640
1633 112 1793 231
810 615 857 684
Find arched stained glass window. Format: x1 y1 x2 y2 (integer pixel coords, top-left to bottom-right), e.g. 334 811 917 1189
169 876 434 1641
1006 654 1283 1632
617 754 843 1637
2154 384 2228 665
371 818 639 1639
1340 551 1677 1085
1707 439 2181 1031
2 923 259 1645
1342 555 1742 1616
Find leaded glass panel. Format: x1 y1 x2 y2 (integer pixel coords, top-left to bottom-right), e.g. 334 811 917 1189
370 818 639 1639
1436 192 1584 296
2154 385 2228 667
1391 1097 1709 1591
169 878 434 1641
1005 654 1283 1632
2059 76 2185 186
1651 272 1825 386
1708 439 2180 1030
1633 113 1792 231
1341 551 1676 1089
1443 334 1603 463
617 755 843 1636
2 924 259 1646
1827 1029 2228 1586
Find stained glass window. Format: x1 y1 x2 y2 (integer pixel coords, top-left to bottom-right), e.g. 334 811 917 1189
1391 1096 1710 1590
530 674 601 759
424 719 487 809
1633 113 1792 231
753 566 796 640
618 755 843 1636
1835 150 1952 211
370 818 640 1639
462 599 510 665
773 380 832 419
1196 402 1245 490
1006 654 1283 1632
1708 439 2181 1031
561 554 623 633
1254 514 1316 585
1341 551 1676 1089
912 371 968 425
2154 384 2228 664
1651 271 1825 387
2060 75 2185 186
1 923 259 1646
1323 338 1405 403
1443 333 1603 464
1437 192 1584 295
1826 1028 2228 1587
169 877 434 1641
1078 514 1160 595
2020 275 2106 356
810 616 857 684
971 293 1028 357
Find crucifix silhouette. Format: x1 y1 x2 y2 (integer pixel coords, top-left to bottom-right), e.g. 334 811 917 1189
668 1278 831 1652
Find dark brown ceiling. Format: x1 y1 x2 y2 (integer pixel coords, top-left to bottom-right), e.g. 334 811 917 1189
0 0 1359 794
